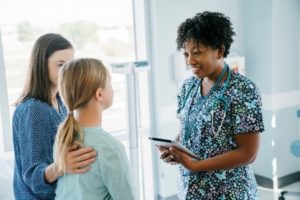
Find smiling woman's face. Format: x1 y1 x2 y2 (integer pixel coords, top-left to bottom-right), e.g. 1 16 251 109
183 40 221 79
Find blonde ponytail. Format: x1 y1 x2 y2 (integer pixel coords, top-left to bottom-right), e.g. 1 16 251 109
54 114 83 172
53 58 107 173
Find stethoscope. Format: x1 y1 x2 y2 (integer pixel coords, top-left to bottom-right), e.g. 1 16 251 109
180 63 231 143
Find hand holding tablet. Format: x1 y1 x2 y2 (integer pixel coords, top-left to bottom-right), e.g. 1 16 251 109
149 137 200 160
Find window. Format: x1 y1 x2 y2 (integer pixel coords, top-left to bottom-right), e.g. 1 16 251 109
0 31 12 152
0 0 135 139
0 0 154 198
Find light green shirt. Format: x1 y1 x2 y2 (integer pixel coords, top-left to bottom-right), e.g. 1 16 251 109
55 127 137 200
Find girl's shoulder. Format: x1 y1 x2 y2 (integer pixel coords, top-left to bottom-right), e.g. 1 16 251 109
83 127 125 152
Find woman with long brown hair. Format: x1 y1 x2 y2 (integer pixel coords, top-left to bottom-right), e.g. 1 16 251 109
13 33 97 200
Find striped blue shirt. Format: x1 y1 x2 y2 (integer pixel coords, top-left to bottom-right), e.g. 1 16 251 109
13 97 66 200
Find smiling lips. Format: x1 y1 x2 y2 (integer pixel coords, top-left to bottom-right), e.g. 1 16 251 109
191 67 201 74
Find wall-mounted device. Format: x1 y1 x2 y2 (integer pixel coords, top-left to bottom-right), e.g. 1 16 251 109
110 60 149 74
110 60 149 200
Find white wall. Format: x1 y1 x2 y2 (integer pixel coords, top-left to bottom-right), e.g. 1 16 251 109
245 0 300 181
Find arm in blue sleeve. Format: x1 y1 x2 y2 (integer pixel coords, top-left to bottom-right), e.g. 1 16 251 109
18 104 56 195
99 145 137 200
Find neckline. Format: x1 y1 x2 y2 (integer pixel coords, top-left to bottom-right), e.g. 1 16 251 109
52 94 63 115
199 65 228 98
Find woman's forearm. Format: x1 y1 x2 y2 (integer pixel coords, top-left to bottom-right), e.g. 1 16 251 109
185 132 259 172
188 147 257 172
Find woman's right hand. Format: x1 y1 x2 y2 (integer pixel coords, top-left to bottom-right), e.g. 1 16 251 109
157 145 178 165
65 144 97 174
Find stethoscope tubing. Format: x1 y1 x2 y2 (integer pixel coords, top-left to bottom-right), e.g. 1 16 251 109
181 63 231 142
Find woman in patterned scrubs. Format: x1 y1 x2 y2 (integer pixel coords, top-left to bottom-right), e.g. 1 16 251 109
159 11 264 199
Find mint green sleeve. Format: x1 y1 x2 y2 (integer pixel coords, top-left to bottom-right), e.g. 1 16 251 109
98 145 137 200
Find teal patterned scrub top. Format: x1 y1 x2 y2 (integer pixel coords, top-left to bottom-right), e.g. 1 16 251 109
176 68 264 200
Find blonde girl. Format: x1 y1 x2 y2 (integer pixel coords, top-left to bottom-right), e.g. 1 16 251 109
54 58 136 200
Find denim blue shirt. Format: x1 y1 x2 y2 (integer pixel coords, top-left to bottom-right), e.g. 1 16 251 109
13 97 66 200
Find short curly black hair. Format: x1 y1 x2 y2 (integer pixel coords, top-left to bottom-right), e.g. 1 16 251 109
176 11 235 58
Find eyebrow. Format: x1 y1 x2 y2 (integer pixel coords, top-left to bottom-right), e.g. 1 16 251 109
55 60 66 63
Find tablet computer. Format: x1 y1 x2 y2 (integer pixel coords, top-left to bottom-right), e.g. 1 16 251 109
148 137 174 147
148 137 200 160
